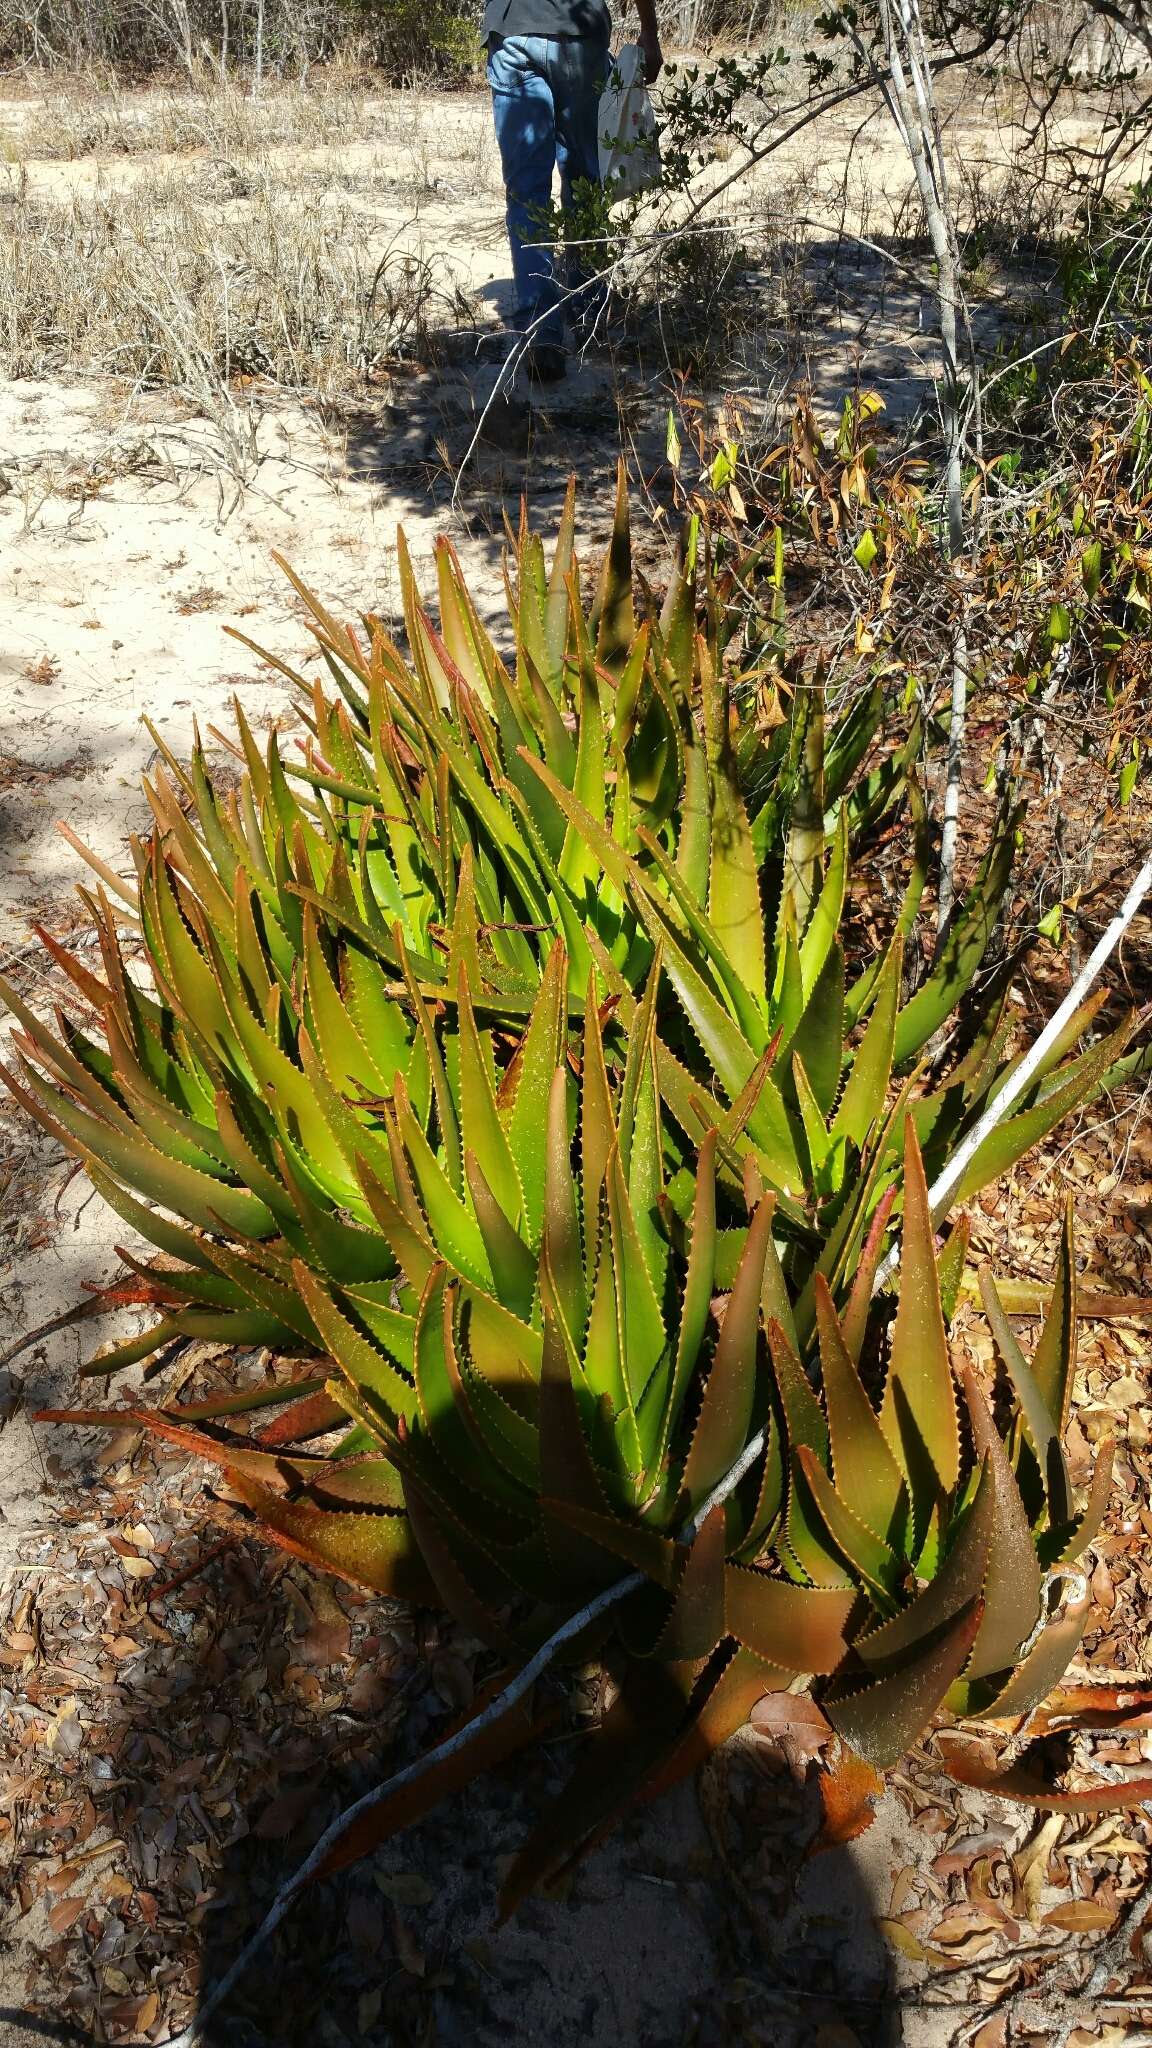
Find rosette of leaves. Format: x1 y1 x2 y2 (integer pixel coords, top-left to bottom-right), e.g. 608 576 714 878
2 471 1144 1388
44 970 1115 1902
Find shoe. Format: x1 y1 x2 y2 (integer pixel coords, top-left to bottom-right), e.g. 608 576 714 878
526 341 567 385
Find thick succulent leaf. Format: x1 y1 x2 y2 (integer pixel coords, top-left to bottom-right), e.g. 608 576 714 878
725 1566 855 1673
633 1644 793 1808
880 1119 960 1500
412 1270 528 1511
582 1189 630 1427
1030 1197 1078 1439
815 1275 908 1550
258 1384 348 1449
980 1266 1072 1529
396 1099 493 1292
704 656 767 1013
605 1147 667 1424
1049 1439 1115 1567
793 1449 903 1609
537 1298 628 1583
558 614 609 908
974 1583 1090 1719
760 1224 799 1355
778 681 825 941
2 1054 278 1241
949 1014 1135 1209
831 938 901 1150
456 975 523 1226
828 1597 983 1766
789 939 846 1117
661 1130 718 1456
843 804 928 1032
727 1411 785 1561
961 1367 1043 1679
401 1477 523 1650
580 978 617 1244
292 1262 415 1427
681 1196 774 1507
798 810 847 1002
839 1186 896 1364
936 1214 971 1325
465 1151 537 1321
644 1504 727 1662
856 1457 994 1673
226 1468 433 1599
768 1323 850 1590
544 1067 586 1349
543 1499 678 1588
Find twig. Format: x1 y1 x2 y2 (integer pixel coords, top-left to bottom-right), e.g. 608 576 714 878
148 1533 239 1602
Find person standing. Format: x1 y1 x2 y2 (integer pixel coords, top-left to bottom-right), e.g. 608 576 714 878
483 0 664 381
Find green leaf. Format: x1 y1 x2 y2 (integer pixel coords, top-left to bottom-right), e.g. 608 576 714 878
544 1066 587 1350
891 803 1019 1068
681 1197 774 1507
831 938 901 1149
979 1264 1070 1527
704 645 767 1012
960 1366 1043 1679
880 1119 960 1499
815 1275 908 1551
456 972 523 1227
1004 1202 1080 1490
856 1456 994 1671
293 1262 415 1426
792 1448 903 1608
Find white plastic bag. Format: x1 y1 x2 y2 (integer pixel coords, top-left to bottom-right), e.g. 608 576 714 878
598 43 660 198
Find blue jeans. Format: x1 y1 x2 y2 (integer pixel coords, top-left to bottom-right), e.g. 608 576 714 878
487 33 607 345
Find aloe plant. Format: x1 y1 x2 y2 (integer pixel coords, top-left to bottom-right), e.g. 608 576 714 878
2 476 1142 1382
44 981 1111 1900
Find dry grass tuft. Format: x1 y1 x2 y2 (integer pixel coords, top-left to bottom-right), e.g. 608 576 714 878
0 168 465 402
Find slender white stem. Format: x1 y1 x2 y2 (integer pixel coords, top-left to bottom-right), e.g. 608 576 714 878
877 844 1152 1287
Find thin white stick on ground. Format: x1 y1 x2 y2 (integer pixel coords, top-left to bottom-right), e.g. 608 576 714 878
163 846 1152 2048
